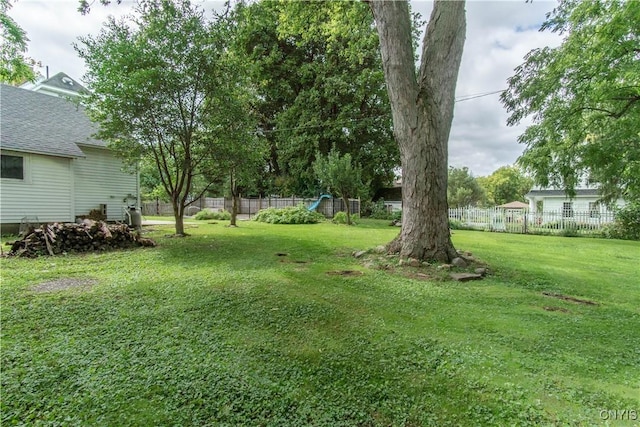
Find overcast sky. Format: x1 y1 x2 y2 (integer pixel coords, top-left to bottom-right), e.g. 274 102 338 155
9 0 562 178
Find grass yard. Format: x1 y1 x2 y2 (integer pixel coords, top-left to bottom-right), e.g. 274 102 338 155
1 219 639 426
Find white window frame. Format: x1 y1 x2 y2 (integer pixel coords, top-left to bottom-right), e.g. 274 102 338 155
0 151 31 184
562 201 574 218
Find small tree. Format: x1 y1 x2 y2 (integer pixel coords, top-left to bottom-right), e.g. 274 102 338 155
478 165 533 206
76 0 245 236
313 149 365 225
447 166 486 208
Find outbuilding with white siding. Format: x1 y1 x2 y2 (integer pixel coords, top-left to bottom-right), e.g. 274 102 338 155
524 188 625 218
1 83 139 234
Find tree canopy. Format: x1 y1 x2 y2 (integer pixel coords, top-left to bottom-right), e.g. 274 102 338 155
76 0 251 235
232 0 397 197
0 0 38 84
447 166 486 208
477 165 533 206
501 0 640 202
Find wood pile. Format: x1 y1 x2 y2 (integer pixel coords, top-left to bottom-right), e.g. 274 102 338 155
7 220 156 257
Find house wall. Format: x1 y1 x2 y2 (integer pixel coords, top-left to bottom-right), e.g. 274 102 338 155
540 196 623 214
73 146 138 222
544 197 596 213
1 151 74 231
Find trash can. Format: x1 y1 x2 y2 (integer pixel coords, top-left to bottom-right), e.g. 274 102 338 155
129 207 142 230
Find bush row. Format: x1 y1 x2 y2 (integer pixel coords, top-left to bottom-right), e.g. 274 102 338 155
194 209 232 221
253 204 325 224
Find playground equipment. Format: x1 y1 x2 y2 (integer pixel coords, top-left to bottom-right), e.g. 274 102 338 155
308 194 332 211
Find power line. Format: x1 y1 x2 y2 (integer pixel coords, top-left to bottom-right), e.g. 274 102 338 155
455 89 505 102
259 89 507 134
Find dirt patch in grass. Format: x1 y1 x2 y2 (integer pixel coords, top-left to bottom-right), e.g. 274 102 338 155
275 253 309 264
326 270 363 277
543 306 570 313
30 278 98 293
542 292 598 306
406 272 439 281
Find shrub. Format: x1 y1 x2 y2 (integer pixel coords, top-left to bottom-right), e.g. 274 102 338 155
332 211 359 225
194 209 231 221
367 199 395 220
602 201 640 240
449 219 464 230
254 203 325 224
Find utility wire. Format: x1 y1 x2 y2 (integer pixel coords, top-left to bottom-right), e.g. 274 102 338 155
260 89 506 134
455 89 505 102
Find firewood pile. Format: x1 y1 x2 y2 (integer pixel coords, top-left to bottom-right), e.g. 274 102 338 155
6 220 156 257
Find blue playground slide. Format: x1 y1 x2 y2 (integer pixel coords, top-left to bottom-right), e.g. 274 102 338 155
308 194 332 211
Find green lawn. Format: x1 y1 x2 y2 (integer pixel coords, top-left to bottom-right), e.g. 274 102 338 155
1 220 638 426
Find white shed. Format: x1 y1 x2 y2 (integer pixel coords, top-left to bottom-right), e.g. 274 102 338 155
524 188 625 217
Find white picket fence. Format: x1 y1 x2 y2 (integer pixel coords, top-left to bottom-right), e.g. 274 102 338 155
448 207 616 235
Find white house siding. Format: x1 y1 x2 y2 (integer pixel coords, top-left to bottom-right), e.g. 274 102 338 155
0 152 74 224
536 196 624 215
72 146 137 222
544 197 593 213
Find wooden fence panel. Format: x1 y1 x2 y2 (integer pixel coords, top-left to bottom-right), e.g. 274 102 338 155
141 196 360 218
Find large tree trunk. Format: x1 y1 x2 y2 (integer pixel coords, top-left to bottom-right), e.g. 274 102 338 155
370 0 466 262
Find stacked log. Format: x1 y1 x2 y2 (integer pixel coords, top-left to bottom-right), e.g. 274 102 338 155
7 220 156 257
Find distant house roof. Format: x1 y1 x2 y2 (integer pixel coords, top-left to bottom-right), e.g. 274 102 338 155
525 189 600 198
20 72 89 98
1 84 105 159
497 201 529 209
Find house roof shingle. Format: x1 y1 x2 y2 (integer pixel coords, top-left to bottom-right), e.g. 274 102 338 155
1 84 105 159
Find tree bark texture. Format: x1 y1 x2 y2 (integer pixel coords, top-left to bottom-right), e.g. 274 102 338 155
230 170 239 227
370 0 466 262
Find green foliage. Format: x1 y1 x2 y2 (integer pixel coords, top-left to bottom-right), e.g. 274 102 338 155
253 203 325 224
313 149 366 226
448 219 464 230
502 0 640 202
332 211 359 225
232 0 398 196
0 0 37 84
477 165 533 206
366 199 395 220
602 201 640 240
313 149 366 201
76 0 249 235
447 166 486 208
194 209 231 221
